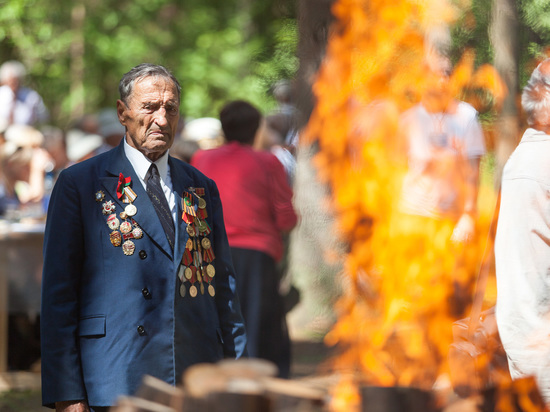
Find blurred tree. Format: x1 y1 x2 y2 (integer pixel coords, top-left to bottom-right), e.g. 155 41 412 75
0 0 298 126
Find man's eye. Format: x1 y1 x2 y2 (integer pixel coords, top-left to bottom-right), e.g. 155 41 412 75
167 107 178 114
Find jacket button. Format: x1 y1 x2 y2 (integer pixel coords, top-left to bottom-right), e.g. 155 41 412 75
139 250 147 259
137 325 146 335
142 288 151 299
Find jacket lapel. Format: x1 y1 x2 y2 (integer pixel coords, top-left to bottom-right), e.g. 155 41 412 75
100 143 173 259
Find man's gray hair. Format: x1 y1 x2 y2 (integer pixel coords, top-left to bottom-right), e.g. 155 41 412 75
118 63 181 105
522 61 550 127
0 60 26 83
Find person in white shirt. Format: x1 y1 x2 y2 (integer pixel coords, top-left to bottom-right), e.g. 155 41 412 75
0 60 49 126
495 57 550 405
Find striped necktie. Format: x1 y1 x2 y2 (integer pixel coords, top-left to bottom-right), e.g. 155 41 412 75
146 163 175 250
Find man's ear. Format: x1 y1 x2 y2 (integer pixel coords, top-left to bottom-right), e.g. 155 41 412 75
116 99 127 126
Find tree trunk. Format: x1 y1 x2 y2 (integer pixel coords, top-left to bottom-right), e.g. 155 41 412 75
70 1 86 122
294 0 334 128
490 0 520 188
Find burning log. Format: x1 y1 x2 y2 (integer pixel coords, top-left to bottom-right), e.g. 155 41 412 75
360 386 435 412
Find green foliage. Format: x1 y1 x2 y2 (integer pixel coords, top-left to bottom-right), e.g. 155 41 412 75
0 0 298 126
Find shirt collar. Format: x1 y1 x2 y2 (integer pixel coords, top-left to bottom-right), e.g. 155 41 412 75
123 137 170 185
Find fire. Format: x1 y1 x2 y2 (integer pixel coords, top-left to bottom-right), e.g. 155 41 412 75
302 0 508 407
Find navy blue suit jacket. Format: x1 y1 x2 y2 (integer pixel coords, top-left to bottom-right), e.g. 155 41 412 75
40 142 247 407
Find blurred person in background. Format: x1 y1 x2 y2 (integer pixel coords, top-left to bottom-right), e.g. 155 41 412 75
271 80 298 154
0 124 53 218
0 60 49 126
182 117 224 150
392 52 486 385
255 113 296 185
65 127 104 165
170 138 200 163
399 53 485 243
192 100 297 378
172 117 223 162
41 125 69 175
41 125 69 211
495 58 550 406
96 108 125 154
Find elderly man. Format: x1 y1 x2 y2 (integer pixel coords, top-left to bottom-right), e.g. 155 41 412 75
41 64 247 411
495 58 550 404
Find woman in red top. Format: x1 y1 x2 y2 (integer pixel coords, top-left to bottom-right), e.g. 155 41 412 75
191 100 297 377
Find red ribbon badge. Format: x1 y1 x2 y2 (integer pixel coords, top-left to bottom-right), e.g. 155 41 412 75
117 173 132 199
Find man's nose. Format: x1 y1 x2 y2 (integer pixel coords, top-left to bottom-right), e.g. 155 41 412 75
154 108 169 126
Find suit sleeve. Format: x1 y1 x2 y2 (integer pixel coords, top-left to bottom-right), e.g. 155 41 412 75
41 170 87 407
208 179 248 358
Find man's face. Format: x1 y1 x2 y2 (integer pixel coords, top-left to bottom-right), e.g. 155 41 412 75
117 76 180 161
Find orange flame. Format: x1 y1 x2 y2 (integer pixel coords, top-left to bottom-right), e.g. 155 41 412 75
303 0 506 406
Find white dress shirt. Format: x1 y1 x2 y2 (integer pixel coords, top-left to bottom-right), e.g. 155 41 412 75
123 137 176 223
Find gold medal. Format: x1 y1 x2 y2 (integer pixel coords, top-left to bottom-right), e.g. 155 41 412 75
201 238 211 249
179 284 186 298
198 198 206 209
110 231 122 247
186 225 196 237
189 285 198 298
208 284 215 297
200 282 205 295
206 264 215 278
186 238 193 251
198 221 207 233
122 240 135 256
185 267 193 280
119 211 128 220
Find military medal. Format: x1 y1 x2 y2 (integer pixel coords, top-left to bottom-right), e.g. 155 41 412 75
98 175 143 256
201 238 211 249
179 284 187 298
120 221 132 234
132 227 143 239
110 231 122 247
180 187 216 299
107 214 120 230
102 200 116 215
125 204 137 217
122 240 135 256
117 173 137 203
